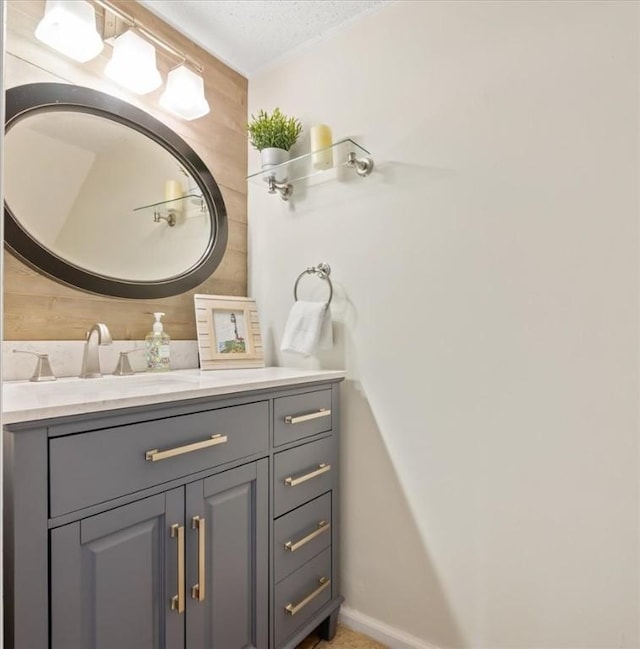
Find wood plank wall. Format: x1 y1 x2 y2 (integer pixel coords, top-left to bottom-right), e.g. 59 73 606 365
4 0 248 340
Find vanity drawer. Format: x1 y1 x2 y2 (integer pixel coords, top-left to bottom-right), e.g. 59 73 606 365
49 400 269 517
274 492 332 583
274 547 332 647
273 389 332 446
273 436 334 518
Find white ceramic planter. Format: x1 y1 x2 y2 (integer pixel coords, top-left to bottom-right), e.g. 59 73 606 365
260 147 289 181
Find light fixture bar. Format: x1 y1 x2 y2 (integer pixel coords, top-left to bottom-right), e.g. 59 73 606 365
92 0 204 73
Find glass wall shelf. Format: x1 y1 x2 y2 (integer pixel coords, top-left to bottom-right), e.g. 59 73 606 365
133 193 206 213
247 138 374 200
134 194 207 227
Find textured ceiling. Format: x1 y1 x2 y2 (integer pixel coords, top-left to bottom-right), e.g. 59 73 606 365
139 0 391 77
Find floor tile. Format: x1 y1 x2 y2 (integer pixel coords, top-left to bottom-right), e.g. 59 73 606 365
297 625 388 649
297 633 321 649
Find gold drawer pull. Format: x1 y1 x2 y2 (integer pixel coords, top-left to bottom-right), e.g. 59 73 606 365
170 523 185 614
285 520 330 552
191 516 206 602
285 577 330 616
285 408 331 425
145 434 228 462
284 463 331 487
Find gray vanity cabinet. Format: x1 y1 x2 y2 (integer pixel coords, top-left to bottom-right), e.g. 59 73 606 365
50 489 186 649
185 461 268 649
48 461 268 649
271 387 342 649
4 378 343 649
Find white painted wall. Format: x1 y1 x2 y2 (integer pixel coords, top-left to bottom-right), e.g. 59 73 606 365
57 132 208 281
4 126 95 245
248 2 639 648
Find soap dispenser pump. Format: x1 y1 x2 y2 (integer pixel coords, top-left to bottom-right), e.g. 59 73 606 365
145 312 171 372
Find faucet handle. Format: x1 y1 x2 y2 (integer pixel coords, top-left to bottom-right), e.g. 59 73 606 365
113 350 141 376
13 350 57 382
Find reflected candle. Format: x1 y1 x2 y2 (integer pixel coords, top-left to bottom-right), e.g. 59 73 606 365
310 124 333 170
164 179 183 213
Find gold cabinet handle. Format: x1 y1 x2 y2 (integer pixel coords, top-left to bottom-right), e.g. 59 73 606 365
285 463 331 487
285 577 330 616
191 516 206 602
285 408 331 425
285 520 330 552
170 523 185 614
145 434 228 462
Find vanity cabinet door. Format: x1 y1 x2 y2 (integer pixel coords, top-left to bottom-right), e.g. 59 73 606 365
185 459 268 649
50 489 185 649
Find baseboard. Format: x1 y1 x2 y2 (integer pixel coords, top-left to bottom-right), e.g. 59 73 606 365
338 606 442 649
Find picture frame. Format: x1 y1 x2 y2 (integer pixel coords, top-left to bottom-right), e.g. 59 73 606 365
194 294 264 370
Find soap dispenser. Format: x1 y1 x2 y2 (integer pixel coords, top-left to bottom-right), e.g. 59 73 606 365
145 312 171 372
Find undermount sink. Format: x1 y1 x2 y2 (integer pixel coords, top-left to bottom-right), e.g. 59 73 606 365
84 371 203 386
3 370 204 402
2 369 213 424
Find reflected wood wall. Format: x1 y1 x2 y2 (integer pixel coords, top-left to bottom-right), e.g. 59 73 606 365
4 0 248 340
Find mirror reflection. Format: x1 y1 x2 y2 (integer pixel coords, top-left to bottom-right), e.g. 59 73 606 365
5 111 212 283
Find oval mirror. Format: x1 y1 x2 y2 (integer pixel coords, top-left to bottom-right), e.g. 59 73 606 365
4 83 228 299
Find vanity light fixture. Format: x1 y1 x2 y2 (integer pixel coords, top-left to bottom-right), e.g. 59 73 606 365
35 0 104 63
95 0 208 114
160 65 210 121
34 0 211 119
105 30 162 95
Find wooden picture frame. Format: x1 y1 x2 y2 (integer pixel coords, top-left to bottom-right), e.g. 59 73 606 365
194 295 265 370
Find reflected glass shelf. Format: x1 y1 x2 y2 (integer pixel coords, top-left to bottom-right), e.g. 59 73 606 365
247 138 372 186
133 193 206 213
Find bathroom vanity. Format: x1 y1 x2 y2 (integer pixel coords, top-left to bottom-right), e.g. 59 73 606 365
3 368 345 649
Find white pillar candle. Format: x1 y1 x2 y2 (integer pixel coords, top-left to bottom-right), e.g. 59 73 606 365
164 179 183 202
164 179 183 213
310 124 333 170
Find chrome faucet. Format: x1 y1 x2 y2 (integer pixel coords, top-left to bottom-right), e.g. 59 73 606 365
79 323 113 378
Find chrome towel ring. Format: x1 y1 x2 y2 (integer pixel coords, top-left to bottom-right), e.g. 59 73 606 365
293 263 333 305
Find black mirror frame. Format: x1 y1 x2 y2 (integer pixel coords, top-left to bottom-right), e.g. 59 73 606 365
4 83 228 299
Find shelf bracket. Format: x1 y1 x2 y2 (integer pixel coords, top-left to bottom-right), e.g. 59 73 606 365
153 209 177 226
267 176 293 201
346 151 374 177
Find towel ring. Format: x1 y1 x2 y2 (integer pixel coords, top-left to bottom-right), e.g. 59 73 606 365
293 263 333 305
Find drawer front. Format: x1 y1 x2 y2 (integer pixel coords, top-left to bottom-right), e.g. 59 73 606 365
50 401 269 517
274 547 332 647
273 390 332 446
273 436 334 518
274 493 332 583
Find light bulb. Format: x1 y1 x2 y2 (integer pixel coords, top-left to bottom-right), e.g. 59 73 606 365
105 31 162 95
160 65 210 121
35 0 103 63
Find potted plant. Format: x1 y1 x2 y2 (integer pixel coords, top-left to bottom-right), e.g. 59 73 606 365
247 107 302 174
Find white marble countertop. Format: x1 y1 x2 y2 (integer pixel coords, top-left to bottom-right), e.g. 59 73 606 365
2 367 346 424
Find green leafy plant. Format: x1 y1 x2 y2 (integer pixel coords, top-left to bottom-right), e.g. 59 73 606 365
247 107 302 152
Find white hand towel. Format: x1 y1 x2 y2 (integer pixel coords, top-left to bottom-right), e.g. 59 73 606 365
281 301 332 356
318 304 333 351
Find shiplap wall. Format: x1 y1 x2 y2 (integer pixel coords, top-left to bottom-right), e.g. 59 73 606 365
4 0 248 340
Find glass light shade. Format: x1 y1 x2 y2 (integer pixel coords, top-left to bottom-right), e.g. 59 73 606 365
160 66 210 120
105 31 162 95
35 0 104 63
